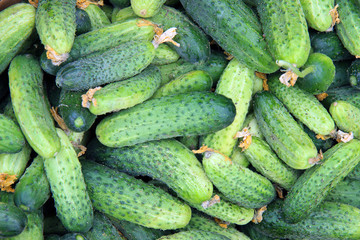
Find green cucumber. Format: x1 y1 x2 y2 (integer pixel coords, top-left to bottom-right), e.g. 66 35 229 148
326 178 360 208
56 40 155 90
85 212 125 240
100 5 113 20
328 60 352 89
112 6 137 22
88 65 161 115
0 114 25 154
14 156 51 212
96 92 235 148
243 136 300 190
253 91 318 169
283 139 360 223
7 211 44 240
300 122 335 152
180 0 278 73
36 0 76 65
151 70 212 99
131 0 166 18
59 233 87 240
201 152 276 209
109 0 130 8
201 58 254 157
44 128 93 232
81 160 191 230
348 59 360 89
322 86 360 109
9 54 60 158
86 138 213 204
152 44 180 66
268 73 335 135
157 230 230 240
0 3 35 74
0 202 28 238
330 100 360 139
229 147 249 167
75 8 92 35
300 0 334 31
58 90 97 132
241 113 264 139
257 0 310 67
82 4 111 30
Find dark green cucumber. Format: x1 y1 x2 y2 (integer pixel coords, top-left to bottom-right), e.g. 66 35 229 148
177 136 199 151
151 70 212 99
157 230 230 240
56 40 155 90
85 212 125 240
44 128 93 232
0 3 35 74
0 114 25 154
257 0 310 67
88 65 161 115
252 200 360 239
328 60 352 89
253 91 318 169
152 44 180 65
100 5 113 20
180 0 278 73
9 54 60 158
322 86 360 109
0 202 28 238
283 139 360 223
75 8 92 35
96 92 235 148
86 138 213 204
330 100 360 139
131 0 166 18
82 4 111 31
58 90 97 132
81 160 191 230
148 6 210 63
43 216 68 235
8 211 44 240
300 0 333 31
348 59 360 89
59 233 87 240
14 155 50 212
268 73 335 135
326 178 360 208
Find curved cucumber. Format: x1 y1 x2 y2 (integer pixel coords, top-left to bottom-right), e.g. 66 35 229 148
131 0 166 18
300 0 333 31
96 92 236 148
330 100 360 139
0 114 25 154
9 54 60 158
0 202 28 238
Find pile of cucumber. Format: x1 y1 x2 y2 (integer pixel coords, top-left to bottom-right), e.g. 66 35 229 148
1 0 360 239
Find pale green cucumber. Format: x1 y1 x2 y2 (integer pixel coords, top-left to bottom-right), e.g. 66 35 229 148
7 211 44 240
9 55 60 158
82 4 111 30
300 0 334 31
88 65 161 115
157 230 230 240
0 114 25 154
131 0 166 18
112 6 137 22
152 44 180 66
330 100 360 139
44 128 93 232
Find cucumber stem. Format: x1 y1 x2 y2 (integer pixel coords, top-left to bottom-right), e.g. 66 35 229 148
276 60 315 78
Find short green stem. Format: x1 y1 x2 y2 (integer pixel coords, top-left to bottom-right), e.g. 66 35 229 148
276 60 315 78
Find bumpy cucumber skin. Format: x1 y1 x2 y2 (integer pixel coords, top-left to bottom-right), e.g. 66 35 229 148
268 73 335 135
81 160 191 230
322 86 360 109
89 65 161 115
330 100 360 139
9 55 60 158
96 92 236 148
202 152 276 209
0 202 28 238
44 129 93 233
83 4 111 31
257 0 310 67
300 0 333 31
14 156 50 212
152 70 212 99
0 143 31 180
201 59 253 157
75 8 92 35
7 211 44 240
336 0 360 56
86 138 213 204
131 0 166 17
158 230 230 240
112 6 137 22
56 41 155 90
149 6 210 63
180 0 278 73
326 178 360 208
36 0 76 55
283 139 360 223
85 212 125 240
152 42 180 65
0 3 35 74
0 114 25 154
252 200 360 239
253 91 318 170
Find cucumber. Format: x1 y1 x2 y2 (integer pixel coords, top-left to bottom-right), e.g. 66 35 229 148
180 0 279 73
96 92 236 148
88 65 161 115
326 178 360 208
252 200 360 239
336 0 360 57
58 90 97 132
7 211 44 240
0 114 25 154
151 70 212 99
81 160 191 230
112 6 137 22
328 60 352 89
75 8 92 35
0 3 35 74
131 0 166 18
9 54 60 158
268 73 335 135
229 147 249 167
201 58 254 157
253 91 318 169
300 0 334 31
14 155 51 212
157 230 230 240
36 0 76 65
0 202 28 238
44 128 93 232
85 211 125 240
109 0 130 8
283 139 360 223
82 4 111 30
348 59 360 89
86 138 213 204
152 44 180 66
100 5 113 20
257 0 310 67
322 86 360 109
56 40 155 90
300 122 335 152
330 100 360 139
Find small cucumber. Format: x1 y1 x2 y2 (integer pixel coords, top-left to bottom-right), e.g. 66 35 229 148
112 6 137 22
9 54 60 158
0 202 28 238
300 0 334 31
330 100 360 139
84 212 125 240
0 114 25 154
81 160 191 230
7 211 44 240
157 230 230 240
326 178 360 209
283 139 360 223
152 44 180 66
348 59 360 89
75 8 92 35
96 92 235 148
131 0 166 18
82 4 111 30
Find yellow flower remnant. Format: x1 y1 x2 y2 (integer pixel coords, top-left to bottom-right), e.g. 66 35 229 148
214 218 230 229
315 93 328 101
50 107 69 134
255 72 269 91
234 128 252 151
45 45 69 66
28 0 39 8
308 150 324 165
0 173 17 193
192 145 232 162
152 27 180 49
76 0 104 10
81 87 102 108
201 194 220 209
327 4 340 32
252 206 267 224
279 69 298 87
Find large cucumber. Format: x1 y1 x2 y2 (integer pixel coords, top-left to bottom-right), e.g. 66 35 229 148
0 114 25 154
300 0 334 31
